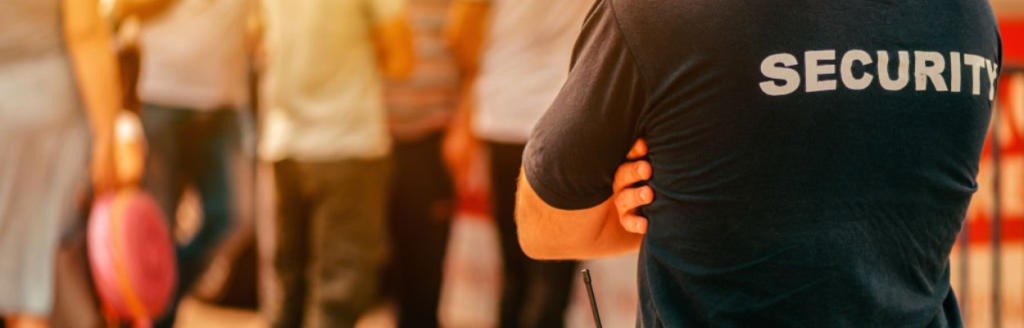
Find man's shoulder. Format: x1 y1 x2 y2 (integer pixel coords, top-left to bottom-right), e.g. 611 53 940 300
600 0 685 24
594 0 693 51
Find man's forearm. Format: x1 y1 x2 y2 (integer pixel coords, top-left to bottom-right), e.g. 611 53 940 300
515 169 643 260
374 16 415 80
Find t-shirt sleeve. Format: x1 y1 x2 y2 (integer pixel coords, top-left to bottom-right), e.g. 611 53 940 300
523 0 649 210
365 0 406 25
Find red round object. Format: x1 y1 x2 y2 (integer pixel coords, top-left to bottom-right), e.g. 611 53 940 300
87 190 177 321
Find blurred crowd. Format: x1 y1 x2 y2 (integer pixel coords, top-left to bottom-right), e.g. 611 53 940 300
0 0 599 328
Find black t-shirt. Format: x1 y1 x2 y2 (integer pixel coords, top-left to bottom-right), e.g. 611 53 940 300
523 0 1002 327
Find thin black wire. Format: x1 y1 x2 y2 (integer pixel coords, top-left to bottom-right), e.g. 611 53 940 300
582 269 603 328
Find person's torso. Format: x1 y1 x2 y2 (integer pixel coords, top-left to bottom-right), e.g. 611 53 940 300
0 0 84 131
471 0 594 143
386 0 460 142
618 0 1000 326
138 0 253 110
259 0 391 161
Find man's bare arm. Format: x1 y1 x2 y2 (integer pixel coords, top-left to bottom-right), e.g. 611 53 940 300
516 168 642 260
515 139 654 260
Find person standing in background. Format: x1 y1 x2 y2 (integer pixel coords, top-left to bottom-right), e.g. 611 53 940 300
259 0 413 327
444 1 593 327
383 1 460 327
0 0 145 326
133 0 256 326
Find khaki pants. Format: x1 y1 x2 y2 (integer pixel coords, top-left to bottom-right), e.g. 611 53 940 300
270 158 391 328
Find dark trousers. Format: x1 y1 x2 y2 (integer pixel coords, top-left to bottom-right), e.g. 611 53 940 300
386 133 454 328
271 157 391 328
141 104 239 328
488 142 578 328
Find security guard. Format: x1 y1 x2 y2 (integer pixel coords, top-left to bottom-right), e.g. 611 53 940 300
515 0 1001 327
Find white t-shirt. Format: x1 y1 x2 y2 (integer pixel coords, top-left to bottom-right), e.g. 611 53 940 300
260 0 405 162
470 0 594 144
137 0 253 110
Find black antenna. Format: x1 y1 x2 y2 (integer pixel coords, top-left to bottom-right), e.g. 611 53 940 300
582 269 603 328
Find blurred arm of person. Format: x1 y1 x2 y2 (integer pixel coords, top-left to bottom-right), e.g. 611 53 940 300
113 0 178 21
248 1 265 72
443 0 489 77
372 1 415 80
442 92 477 195
63 0 125 193
441 0 489 189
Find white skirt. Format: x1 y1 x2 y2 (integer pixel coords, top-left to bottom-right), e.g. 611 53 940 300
0 78 91 315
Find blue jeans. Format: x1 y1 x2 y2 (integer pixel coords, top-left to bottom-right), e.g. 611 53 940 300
140 104 240 328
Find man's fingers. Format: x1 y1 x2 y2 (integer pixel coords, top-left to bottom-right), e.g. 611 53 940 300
615 138 652 235
615 185 654 214
626 138 648 160
614 160 652 190
620 212 649 234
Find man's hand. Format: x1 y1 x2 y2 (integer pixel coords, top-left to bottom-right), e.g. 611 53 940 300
614 139 653 234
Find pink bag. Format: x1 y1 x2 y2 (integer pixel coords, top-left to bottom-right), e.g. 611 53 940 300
87 189 177 328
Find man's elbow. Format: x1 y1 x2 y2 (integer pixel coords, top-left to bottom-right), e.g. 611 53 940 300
517 235 546 259
514 207 580 260
518 233 579 261
514 169 592 260
517 228 566 260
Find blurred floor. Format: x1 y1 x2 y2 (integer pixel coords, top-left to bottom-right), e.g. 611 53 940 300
177 220 1024 328
176 215 638 328
950 242 1024 328
175 297 264 328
